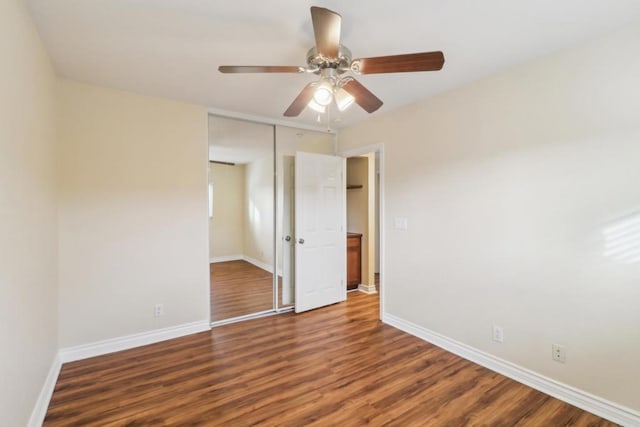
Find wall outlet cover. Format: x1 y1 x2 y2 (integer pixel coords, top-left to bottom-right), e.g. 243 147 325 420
552 344 566 363
492 325 504 343
154 303 164 317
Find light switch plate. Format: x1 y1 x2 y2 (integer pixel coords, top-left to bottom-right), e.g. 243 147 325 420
394 217 408 230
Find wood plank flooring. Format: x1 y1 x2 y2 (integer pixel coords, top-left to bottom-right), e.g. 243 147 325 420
44 292 614 426
210 260 287 322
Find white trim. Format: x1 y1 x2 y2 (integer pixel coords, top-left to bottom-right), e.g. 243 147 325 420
383 313 640 427
358 283 378 294
242 255 274 274
207 108 336 134
28 354 62 427
209 255 275 275
338 142 385 321
59 320 211 363
210 307 292 328
209 255 243 263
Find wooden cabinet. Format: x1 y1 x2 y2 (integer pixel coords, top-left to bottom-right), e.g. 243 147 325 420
347 233 362 290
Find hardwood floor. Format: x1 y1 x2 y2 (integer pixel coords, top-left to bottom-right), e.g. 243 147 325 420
45 292 614 426
210 260 288 322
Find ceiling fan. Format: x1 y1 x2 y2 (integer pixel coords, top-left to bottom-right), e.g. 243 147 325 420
219 6 445 117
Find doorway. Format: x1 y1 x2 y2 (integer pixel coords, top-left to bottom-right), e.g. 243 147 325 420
341 144 384 319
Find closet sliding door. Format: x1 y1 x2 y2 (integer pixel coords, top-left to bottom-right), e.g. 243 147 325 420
208 116 337 323
208 115 275 322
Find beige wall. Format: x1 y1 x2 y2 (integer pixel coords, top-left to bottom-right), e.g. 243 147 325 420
209 163 245 259
0 0 59 424
244 156 274 268
57 79 210 348
339 24 640 411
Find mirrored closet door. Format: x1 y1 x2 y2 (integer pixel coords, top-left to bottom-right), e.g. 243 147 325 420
208 116 275 322
208 115 335 323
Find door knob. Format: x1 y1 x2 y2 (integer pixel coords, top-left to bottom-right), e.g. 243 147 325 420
298 238 305 244
284 235 291 242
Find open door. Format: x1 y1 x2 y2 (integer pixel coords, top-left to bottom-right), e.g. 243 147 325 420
294 152 346 313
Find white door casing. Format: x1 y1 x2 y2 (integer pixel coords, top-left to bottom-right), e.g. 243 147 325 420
294 152 346 313
281 155 295 306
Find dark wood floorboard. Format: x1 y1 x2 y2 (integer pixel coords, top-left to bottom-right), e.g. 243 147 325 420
45 292 614 426
210 260 287 322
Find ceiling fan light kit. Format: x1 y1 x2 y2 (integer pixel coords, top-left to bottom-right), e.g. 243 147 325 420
313 80 334 106
307 98 326 114
219 6 445 119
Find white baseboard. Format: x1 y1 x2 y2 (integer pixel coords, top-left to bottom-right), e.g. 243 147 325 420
210 255 278 276
210 255 243 263
242 255 274 274
59 320 211 363
358 283 378 294
28 354 62 427
30 321 210 424
383 313 639 427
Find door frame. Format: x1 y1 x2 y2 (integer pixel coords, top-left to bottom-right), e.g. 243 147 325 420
339 143 385 321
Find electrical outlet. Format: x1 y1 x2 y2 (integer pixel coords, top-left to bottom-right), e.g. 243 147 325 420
552 344 566 363
492 325 504 343
154 303 164 317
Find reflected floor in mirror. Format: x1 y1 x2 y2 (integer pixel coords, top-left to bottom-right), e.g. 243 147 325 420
210 260 287 322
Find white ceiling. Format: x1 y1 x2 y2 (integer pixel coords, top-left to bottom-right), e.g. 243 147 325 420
208 116 333 164
208 116 273 164
28 0 640 129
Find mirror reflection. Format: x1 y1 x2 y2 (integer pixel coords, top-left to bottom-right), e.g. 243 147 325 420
208 115 335 322
208 116 274 322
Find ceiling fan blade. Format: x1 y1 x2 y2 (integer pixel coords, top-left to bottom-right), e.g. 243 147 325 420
352 51 445 74
219 65 305 73
310 6 341 58
283 83 316 117
341 79 383 113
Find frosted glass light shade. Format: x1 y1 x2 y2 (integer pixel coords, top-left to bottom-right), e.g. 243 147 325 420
335 87 355 111
313 81 333 106
308 99 326 113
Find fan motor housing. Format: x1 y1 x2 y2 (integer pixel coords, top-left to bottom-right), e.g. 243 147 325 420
306 45 351 74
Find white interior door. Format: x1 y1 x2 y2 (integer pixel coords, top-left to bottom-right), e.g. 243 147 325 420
295 151 346 313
